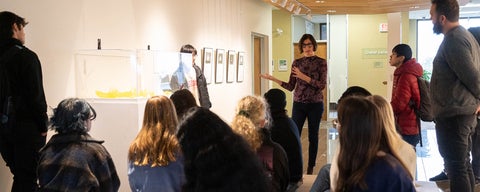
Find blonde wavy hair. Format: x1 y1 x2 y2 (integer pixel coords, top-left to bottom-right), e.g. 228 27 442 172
128 96 180 167
367 95 413 178
231 95 269 151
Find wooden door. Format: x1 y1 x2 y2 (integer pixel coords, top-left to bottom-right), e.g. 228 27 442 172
293 42 328 121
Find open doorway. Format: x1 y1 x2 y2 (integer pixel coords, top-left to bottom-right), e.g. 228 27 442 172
251 33 269 96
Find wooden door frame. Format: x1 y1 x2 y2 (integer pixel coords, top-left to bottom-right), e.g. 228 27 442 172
252 32 269 96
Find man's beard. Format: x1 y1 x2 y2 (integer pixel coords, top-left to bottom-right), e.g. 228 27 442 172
433 19 443 34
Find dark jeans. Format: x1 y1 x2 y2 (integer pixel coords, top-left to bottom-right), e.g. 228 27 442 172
0 121 46 192
292 101 323 168
472 118 480 177
401 134 420 149
436 115 476 192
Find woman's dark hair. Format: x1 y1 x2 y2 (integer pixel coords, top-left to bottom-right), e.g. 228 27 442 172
50 98 96 134
337 86 372 103
170 89 198 120
298 34 317 53
431 0 459 22
392 44 412 63
0 11 28 41
264 88 287 117
177 107 268 192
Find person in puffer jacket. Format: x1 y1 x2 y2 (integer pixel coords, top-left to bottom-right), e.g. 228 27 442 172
389 44 423 148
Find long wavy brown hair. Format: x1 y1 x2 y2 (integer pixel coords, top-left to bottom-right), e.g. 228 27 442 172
336 96 401 191
128 96 180 167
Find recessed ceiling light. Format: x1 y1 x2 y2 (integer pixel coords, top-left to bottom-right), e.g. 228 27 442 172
326 10 336 13
315 0 325 3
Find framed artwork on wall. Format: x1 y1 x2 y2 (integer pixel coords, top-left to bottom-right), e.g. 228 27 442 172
215 49 225 83
226 50 236 83
202 47 213 84
237 52 244 82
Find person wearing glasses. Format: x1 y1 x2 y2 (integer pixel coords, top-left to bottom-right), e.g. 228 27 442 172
261 33 327 174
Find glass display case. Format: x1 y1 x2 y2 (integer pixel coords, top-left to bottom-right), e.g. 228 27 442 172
75 49 195 98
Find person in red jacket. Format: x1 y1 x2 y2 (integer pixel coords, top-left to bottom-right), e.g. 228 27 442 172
389 44 423 148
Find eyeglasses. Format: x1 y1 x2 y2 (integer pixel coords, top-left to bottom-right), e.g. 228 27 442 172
302 43 313 48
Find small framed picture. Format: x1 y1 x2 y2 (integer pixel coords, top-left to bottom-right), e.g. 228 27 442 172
237 52 245 82
202 47 213 84
215 49 225 83
278 59 288 71
226 50 236 83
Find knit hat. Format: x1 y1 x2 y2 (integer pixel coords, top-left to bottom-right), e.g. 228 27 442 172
264 88 286 111
392 44 412 62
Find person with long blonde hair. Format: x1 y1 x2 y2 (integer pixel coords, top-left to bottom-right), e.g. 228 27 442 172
231 95 289 192
128 96 185 192
335 96 414 192
368 95 416 177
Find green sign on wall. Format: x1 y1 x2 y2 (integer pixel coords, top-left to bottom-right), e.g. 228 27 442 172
362 48 388 59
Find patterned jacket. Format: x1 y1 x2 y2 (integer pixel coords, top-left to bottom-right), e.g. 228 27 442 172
391 59 423 135
38 133 120 192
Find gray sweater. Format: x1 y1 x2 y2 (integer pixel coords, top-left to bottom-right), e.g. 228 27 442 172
431 26 480 117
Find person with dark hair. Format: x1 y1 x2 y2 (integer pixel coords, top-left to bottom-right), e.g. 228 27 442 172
37 98 120 191
311 86 372 192
264 88 303 191
128 96 184 192
389 43 423 148
179 44 212 108
177 107 268 192
0 11 48 191
170 89 198 120
231 95 290 192
260 33 327 174
429 0 480 191
335 96 414 192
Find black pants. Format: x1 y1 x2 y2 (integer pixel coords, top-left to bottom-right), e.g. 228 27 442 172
471 118 480 178
292 101 323 168
436 115 476 192
0 120 46 192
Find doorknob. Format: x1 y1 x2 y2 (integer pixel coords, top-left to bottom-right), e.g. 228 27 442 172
382 81 387 85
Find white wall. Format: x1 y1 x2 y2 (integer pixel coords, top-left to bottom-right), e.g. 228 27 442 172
0 0 272 191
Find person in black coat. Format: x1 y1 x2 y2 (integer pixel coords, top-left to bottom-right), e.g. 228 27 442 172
264 88 303 191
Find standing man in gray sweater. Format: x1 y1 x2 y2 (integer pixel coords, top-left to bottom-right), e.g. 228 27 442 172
430 0 480 191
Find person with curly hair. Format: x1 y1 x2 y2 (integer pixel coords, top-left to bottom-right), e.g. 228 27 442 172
37 98 120 191
128 96 185 192
231 95 289 192
177 107 268 192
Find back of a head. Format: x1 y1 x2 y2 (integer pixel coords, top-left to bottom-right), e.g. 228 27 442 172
264 88 286 113
337 86 372 103
143 95 178 130
368 95 402 142
0 11 27 42
336 96 385 190
392 44 412 63
231 96 268 150
50 98 96 134
170 89 198 119
177 107 268 191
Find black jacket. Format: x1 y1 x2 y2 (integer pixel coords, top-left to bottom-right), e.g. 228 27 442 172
0 38 47 133
193 64 211 108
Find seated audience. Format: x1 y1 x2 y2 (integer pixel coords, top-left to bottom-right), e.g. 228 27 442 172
334 96 414 191
128 96 185 192
264 88 303 191
311 86 371 192
177 107 268 192
170 89 198 120
37 98 120 191
231 95 290 192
